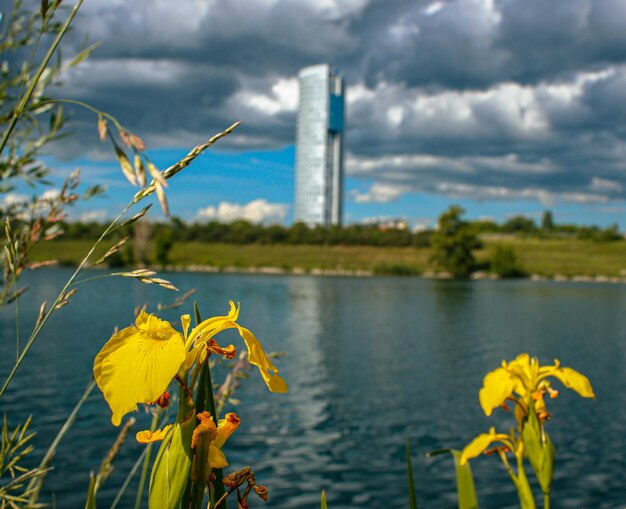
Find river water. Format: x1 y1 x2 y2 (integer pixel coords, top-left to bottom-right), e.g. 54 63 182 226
0 269 625 508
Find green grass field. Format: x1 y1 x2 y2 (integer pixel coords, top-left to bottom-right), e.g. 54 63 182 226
30 236 626 278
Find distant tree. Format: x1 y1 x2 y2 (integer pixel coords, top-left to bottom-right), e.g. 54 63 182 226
288 222 311 244
260 224 288 244
413 230 432 248
470 219 500 234
503 215 537 234
600 223 621 242
430 206 481 278
491 246 525 278
154 229 174 266
541 210 554 232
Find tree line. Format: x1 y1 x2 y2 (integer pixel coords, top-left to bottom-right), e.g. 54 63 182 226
59 209 623 247
63 219 432 247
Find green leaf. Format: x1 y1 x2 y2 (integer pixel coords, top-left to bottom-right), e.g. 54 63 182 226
148 418 194 509
111 204 153 232
50 104 64 132
84 474 97 509
522 406 555 496
406 438 418 509
428 449 478 509
451 449 479 509
41 0 49 19
510 458 538 509
321 489 328 509
68 42 101 68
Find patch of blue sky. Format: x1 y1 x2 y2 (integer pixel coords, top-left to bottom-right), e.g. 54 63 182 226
30 146 626 229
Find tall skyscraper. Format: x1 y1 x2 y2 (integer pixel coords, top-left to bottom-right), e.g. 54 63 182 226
294 64 345 226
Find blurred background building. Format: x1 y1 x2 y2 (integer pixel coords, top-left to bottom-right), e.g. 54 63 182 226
294 64 345 226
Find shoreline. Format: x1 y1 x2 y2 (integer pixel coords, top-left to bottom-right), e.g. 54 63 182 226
155 263 626 284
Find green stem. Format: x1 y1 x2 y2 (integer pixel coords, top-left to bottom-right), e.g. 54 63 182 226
13 263 19 362
0 0 85 157
498 450 515 481
71 274 116 286
544 493 550 509
515 454 537 509
31 98 127 132
406 438 417 509
133 411 160 509
175 374 194 403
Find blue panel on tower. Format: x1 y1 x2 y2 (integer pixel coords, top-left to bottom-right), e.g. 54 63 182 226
328 94 344 133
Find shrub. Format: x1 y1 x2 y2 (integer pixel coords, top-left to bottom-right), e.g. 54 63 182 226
491 246 525 278
430 206 481 278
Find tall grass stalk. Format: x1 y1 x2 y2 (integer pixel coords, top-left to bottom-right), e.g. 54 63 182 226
0 122 239 400
0 0 85 156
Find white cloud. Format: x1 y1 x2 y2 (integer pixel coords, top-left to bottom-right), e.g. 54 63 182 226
233 77 299 115
41 189 60 201
76 209 108 222
64 59 195 92
301 0 368 20
347 152 553 177
432 181 610 206
352 183 410 203
0 193 28 207
196 199 288 224
590 177 623 193
423 2 444 16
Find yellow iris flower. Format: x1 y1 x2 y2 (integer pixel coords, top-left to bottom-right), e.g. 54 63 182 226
479 353 594 417
94 311 186 426
94 302 287 426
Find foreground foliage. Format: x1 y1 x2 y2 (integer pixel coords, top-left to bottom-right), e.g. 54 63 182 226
90 301 287 508
457 354 594 508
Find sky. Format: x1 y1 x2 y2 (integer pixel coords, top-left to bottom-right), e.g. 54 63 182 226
7 0 626 229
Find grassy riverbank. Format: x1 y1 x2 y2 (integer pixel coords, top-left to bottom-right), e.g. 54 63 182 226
30 236 626 278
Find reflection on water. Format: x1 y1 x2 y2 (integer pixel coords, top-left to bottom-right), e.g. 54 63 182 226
1 269 625 508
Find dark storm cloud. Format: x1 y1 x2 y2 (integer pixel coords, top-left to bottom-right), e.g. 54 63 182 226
25 0 626 205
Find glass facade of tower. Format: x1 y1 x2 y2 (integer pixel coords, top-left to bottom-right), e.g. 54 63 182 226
294 64 345 226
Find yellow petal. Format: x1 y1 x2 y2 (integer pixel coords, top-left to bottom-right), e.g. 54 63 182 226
506 353 534 387
181 314 191 340
183 344 204 370
548 367 595 398
479 367 515 416
460 428 511 465
512 353 530 367
213 413 241 450
135 309 149 327
208 446 228 469
93 314 186 426
189 301 240 346
460 433 496 465
192 411 218 449
188 302 288 392
237 326 288 393
136 424 173 443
